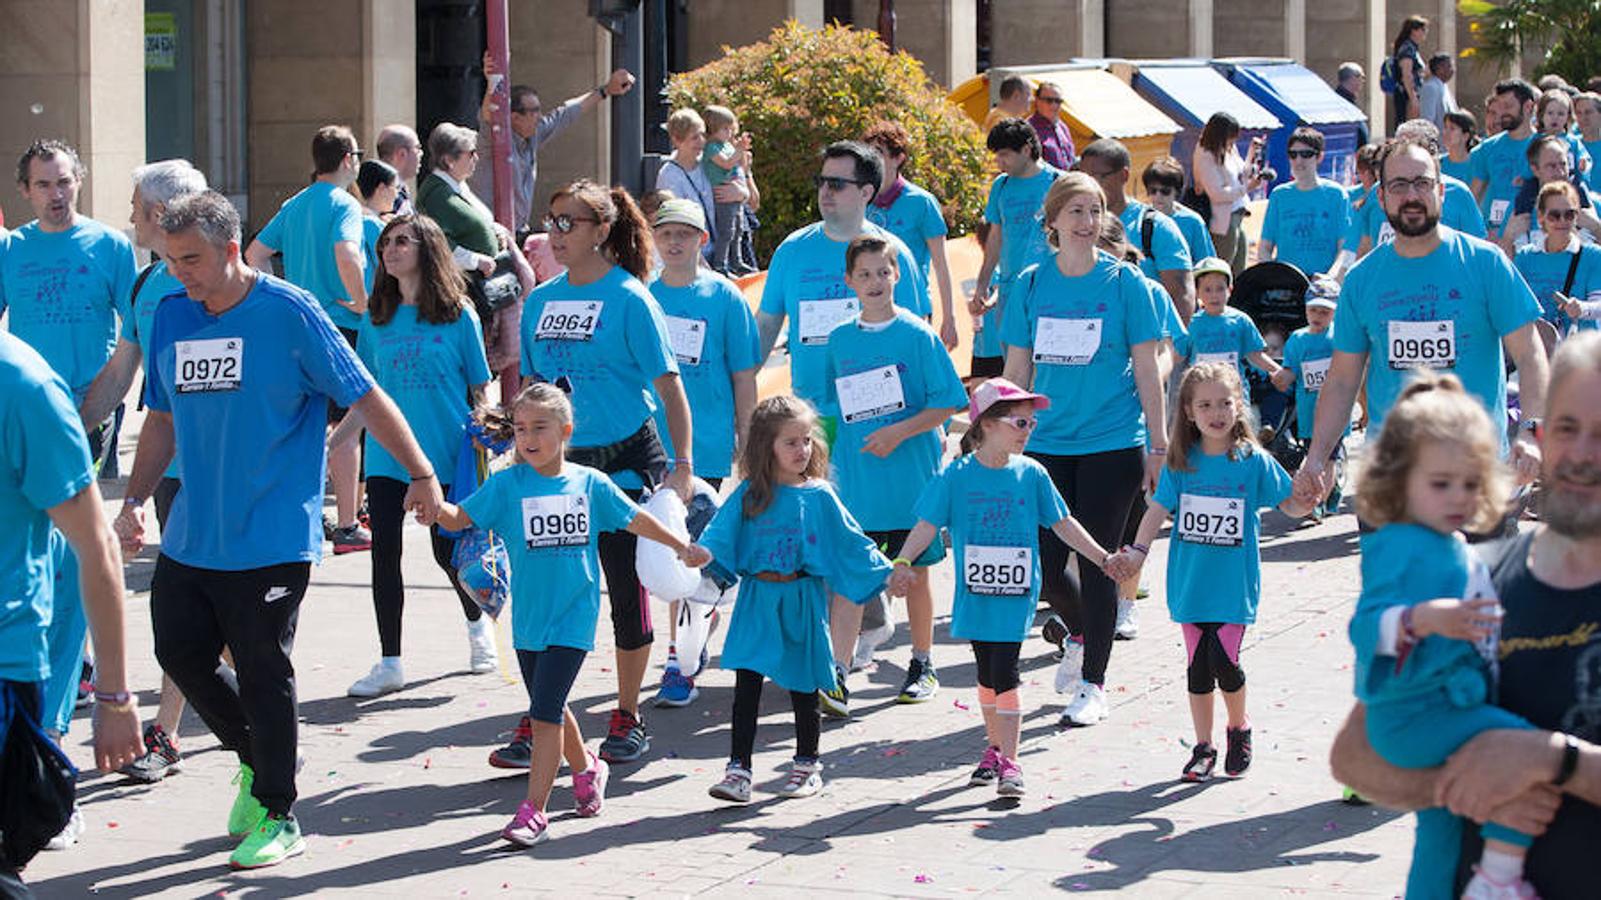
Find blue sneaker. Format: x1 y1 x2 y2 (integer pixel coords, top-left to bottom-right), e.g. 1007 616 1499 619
654 666 699 708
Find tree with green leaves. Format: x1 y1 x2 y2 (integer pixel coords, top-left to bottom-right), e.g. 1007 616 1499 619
1460 0 1601 87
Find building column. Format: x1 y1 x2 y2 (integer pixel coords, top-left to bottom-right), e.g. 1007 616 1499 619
885 0 975 87
1435 0 1456 57
360 0 415 154
1079 0 1105 57
1367 0 1387 136
1284 0 1306 64
1189 0 1214 59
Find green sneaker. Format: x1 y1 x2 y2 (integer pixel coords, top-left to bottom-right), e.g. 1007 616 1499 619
227 764 268 838
229 814 305 869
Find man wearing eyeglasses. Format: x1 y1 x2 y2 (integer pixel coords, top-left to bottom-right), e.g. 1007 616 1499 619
755 140 925 410
475 52 636 236
1028 82 1076 171
1258 127 1352 279
1295 138 1550 507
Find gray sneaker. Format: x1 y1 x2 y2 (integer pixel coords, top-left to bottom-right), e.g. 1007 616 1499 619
708 764 753 803
122 724 183 783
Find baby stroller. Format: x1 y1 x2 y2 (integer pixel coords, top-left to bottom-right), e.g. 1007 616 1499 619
1228 260 1309 473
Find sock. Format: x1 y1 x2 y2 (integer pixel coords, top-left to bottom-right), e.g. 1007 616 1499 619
912 648 931 665
1479 848 1524 882
381 655 402 668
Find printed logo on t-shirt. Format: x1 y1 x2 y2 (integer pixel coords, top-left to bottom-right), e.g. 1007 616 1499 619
174 338 243 393
522 494 590 548
535 301 602 342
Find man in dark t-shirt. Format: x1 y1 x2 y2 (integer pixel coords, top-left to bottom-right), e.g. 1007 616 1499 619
1330 331 1601 899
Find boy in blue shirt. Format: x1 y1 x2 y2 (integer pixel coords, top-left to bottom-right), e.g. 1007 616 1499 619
1185 257 1284 390
1272 278 1347 519
1258 128 1351 278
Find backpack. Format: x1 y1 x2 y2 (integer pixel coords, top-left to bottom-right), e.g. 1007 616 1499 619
1139 207 1156 261
1378 55 1401 95
1180 184 1212 227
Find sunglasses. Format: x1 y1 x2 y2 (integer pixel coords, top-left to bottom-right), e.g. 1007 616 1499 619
1286 149 1319 160
543 213 601 233
1146 186 1176 196
1544 208 1579 222
1037 96 1064 105
998 415 1037 431
813 175 871 192
376 233 420 251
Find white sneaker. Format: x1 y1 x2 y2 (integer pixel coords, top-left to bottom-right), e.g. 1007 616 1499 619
1114 599 1139 640
45 805 84 851
467 618 498 673
1461 867 1537 899
1053 639 1084 694
777 759 824 799
850 621 894 671
348 659 405 698
1060 682 1109 727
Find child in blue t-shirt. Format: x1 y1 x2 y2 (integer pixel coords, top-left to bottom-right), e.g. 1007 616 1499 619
1185 257 1284 391
699 105 753 276
890 378 1111 798
434 382 708 849
1348 373 1537 900
1271 277 1347 519
1113 363 1312 782
696 395 893 803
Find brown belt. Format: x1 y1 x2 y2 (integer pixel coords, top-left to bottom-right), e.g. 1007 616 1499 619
752 571 803 583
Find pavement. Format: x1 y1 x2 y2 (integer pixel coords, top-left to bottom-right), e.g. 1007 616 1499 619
24 419 1409 898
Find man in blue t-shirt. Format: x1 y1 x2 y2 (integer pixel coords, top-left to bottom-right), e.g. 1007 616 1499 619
1076 138 1196 323
1258 127 1351 278
971 119 1062 377
0 331 142 891
244 125 371 554
1295 139 1549 505
115 191 442 871
1470 79 1538 239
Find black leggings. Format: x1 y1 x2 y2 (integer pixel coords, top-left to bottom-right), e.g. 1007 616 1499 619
729 669 819 769
1028 447 1145 686
367 476 480 658
971 641 1021 694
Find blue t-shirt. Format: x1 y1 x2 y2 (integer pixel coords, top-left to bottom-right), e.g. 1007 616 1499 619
145 274 375 570
1260 179 1351 276
1185 306 1267 386
1281 325 1343 440
360 214 383 295
976 166 1061 358
255 181 367 330
648 270 762 479
1335 227 1542 447
1512 241 1601 333
1153 444 1293 625
1586 139 1601 193
1439 155 1474 187
866 179 948 290
1469 131 1535 230
121 262 186 479
757 222 925 405
0 333 93 682
520 265 678 489
1343 177 1487 253
999 252 1162 455
1167 203 1216 262
913 454 1069 643
0 218 137 401
1119 200 1192 283
357 304 491 484
822 310 967 531
1148 276 1190 358
460 463 639 652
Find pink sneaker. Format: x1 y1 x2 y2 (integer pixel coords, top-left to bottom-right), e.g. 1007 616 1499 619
573 752 609 817
501 800 548 847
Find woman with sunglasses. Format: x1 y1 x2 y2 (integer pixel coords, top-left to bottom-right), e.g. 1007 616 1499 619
1257 127 1351 279
1513 181 1601 334
518 179 696 766
417 122 536 406
331 215 496 698
999 172 1167 728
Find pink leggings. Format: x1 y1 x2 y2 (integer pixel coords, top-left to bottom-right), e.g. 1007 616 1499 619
1180 623 1246 694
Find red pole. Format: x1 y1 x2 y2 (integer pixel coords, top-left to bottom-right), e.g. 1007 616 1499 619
484 0 515 231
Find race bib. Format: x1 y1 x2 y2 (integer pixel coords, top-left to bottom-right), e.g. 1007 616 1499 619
534 300 602 342
521 494 590 549
665 315 707 366
964 545 1033 596
1177 494 1244 547
798 298 859 346
1195 351 1239 370
1301 357 1331 392
835 364 905 424
1488 199 1510 228
1377 221 1396 246
1387 320 1456 369
174 338 243 393
1032 317 1101 365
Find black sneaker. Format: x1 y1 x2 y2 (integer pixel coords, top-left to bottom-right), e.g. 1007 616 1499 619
75 659 94 709
488 715 533 769
818 669 850 719
123 723 183 783
1182 742 1217 782
1224 725 1252 777
597 709 649 763
896 657 939 703
1041 614 1069 659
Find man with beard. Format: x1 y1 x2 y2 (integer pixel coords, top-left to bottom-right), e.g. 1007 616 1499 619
1470 79 1539 239
1330 331 1601 899
1295 139 1548 506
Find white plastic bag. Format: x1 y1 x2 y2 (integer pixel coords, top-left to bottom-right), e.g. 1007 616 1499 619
635 488 701 600
676 600 720 677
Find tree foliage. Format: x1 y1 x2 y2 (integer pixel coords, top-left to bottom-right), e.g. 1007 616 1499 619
1459 0 1601 87
666 21 989 264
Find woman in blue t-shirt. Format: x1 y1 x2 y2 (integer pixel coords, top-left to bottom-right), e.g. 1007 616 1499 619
333 215 495 699
998 172 1168 728
1513 181 1601 334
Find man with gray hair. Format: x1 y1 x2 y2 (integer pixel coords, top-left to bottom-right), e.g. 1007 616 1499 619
375 124 422 216
114 190 442 870
1336 62 1371 147
1331 331 1601 897
80 158 209 787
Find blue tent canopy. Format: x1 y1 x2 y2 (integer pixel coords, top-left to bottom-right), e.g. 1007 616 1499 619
1132 61 1282 131
1213 58 1368 188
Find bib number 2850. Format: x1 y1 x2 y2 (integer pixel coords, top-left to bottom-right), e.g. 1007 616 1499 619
964 545 1032 596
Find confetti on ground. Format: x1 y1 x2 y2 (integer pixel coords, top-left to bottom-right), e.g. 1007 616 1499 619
914 874 933 883
952 698 969 710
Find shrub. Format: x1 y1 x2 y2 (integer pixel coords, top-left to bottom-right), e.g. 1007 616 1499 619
667 21 989 265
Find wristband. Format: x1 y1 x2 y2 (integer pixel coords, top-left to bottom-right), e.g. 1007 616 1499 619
1400 606 1419 644
596 85 609 101
94 690 131 704
410 470 436 482
1146 447 1166 456
671 457 693 471
1128 543 1149 557
122 495 144 509
1554 733 1581 787
891 557 912 568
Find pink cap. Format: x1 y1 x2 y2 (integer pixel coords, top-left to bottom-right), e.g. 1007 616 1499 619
969 377 1050 419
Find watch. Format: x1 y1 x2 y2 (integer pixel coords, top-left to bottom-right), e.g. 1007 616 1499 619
596 84 609 101
1519 417 1542 435
1553 732 1581 786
